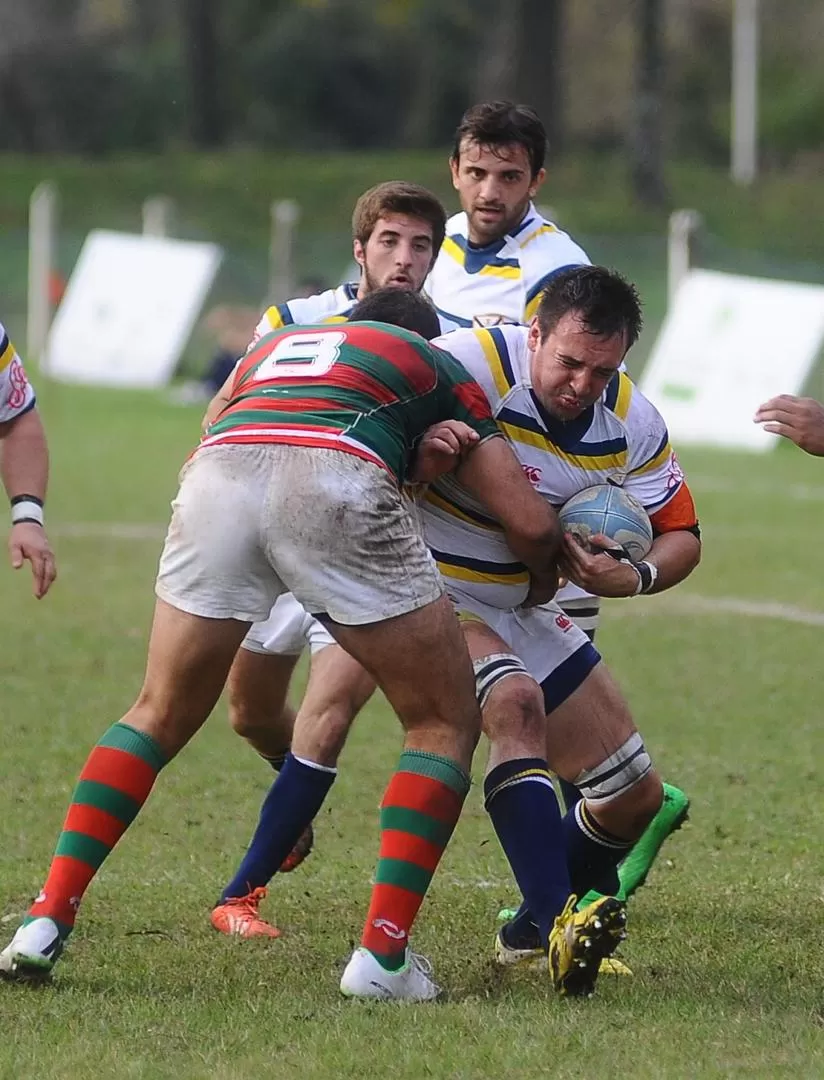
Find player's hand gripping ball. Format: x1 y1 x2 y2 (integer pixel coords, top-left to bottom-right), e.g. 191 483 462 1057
558 484 653 561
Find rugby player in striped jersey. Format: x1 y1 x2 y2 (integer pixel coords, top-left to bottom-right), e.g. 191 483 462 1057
1 290 563 1002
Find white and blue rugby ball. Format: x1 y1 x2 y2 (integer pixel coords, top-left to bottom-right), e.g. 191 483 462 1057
559 484 653 561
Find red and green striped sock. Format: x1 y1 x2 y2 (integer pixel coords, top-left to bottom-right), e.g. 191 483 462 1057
26 722 166 939
361 749 470 971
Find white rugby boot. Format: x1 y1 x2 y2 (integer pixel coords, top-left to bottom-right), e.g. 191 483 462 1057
0 917 64 979
340 946 440 1002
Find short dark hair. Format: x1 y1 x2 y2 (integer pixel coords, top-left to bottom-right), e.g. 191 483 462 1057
351 182 447 258
348 288 441 341
452 101 547 178
535 266 643 348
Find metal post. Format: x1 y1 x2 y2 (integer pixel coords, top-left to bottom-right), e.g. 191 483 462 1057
27 182 58 369
667 209 702 309
731 0 758 185
142 196 175 237
269 199 300 304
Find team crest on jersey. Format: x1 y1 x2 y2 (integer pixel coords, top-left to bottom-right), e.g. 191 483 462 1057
666 453 685 490
471 313 511 328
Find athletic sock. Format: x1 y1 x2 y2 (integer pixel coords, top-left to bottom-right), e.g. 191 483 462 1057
26 722 166 938
557 777 582 813
484 758 570 948
220 752 336 903
563 799 632 900
360 749 469 971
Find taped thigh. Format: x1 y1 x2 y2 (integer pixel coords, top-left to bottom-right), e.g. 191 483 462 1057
572 732 652 806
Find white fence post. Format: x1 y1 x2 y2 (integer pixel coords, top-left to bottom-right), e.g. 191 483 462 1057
142 196 175 237
731 0 759 186
27 181 59 369
667 209 702 309
269 199 300 303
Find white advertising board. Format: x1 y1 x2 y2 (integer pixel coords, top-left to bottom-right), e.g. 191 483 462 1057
44 230 222 388
639 269 824 451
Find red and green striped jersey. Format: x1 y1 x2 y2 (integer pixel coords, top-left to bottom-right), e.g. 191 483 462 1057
200 321 500 484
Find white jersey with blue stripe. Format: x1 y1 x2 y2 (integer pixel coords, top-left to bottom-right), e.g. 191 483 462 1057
424 203 590 332
252 282 453 342
0 322 35 423
422 324 682 610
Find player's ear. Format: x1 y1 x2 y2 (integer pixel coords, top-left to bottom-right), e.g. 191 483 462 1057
529 167 547 199
449 156 460 190
353 239 365 269
527 316 542 349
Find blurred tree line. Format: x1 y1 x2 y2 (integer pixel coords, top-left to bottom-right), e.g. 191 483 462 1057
0 0 822 203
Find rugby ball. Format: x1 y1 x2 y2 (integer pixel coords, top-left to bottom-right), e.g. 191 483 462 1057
559 484 653 561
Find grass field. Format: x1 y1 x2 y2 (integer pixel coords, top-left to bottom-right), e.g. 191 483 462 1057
2 382 824 1078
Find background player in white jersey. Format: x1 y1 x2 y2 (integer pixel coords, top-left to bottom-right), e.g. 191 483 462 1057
425 101 690 900
204 182 452 933
0 321 56 599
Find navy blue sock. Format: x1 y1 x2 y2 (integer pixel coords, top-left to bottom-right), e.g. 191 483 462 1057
558 777 582 813
484 758 570 948
220 752 336 903
563 799 631 899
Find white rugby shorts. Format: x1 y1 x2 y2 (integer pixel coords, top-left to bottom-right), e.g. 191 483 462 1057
242 593 334 656
446 585 601 712
156 444 443 625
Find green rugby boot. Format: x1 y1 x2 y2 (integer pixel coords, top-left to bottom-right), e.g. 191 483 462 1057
578 782 690 909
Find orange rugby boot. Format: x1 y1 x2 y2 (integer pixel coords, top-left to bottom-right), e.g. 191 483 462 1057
210 887 280 938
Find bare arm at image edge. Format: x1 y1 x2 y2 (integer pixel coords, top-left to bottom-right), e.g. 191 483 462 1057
0 407 56 598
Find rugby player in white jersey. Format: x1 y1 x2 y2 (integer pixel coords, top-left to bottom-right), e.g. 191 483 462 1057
421 267 701 989
425 101 691 900
202 182 455 933
0 321 56 598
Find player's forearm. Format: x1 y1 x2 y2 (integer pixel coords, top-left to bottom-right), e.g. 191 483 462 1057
456 435 562 578
0 407 49 502
644 530 701 593
201 370 236 432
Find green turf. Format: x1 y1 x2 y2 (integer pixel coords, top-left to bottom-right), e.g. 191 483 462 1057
2 385 824 1078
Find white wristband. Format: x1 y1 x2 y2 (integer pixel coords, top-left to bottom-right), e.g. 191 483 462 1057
11 496 44 527
632 560 658 595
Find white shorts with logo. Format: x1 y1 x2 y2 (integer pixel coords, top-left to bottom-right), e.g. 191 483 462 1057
446 584 601 713
242 593 334 656
156 443 443 626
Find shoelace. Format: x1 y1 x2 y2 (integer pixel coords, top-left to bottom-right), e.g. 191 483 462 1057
231 887 267 913
408 952 434 977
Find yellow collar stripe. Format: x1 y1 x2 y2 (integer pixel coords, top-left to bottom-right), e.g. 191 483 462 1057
613 372 633 421
442 236 466 266
477 329 513 398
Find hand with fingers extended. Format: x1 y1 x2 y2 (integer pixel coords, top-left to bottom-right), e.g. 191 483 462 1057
9 521 57 599
559 532 643 598
409 420 481 483
755 394 824 457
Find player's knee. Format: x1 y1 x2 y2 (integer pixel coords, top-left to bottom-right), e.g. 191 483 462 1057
124 687 192 758
480 671 545 745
